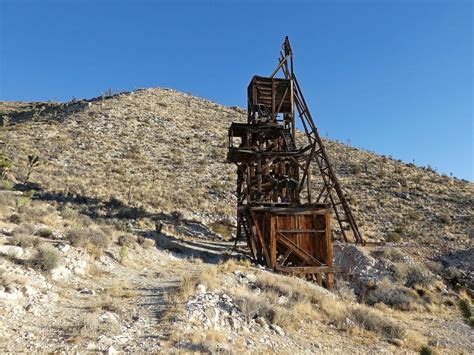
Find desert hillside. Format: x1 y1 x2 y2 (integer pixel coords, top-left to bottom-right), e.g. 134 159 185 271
0 89 472 353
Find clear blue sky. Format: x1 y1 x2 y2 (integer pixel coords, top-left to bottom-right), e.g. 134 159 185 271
1 0 472 180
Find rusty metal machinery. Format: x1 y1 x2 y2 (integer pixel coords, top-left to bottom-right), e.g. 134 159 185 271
227 37 363 288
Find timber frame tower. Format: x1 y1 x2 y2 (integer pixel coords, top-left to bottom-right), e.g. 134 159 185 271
227 37 363 287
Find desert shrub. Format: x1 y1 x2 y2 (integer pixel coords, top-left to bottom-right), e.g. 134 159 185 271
458 298 472 324
66 228 89 246
66 226 111 250
235 293 275 322
36 227 53 238
13 223 35 236
0 179 14 190
0 270 26 292
16 196 31 208
30 244 59 273
419 345 434 355
408 211 422 221
208 221 233 240
61 206 78 219
137 236 155 249
445 266 462 280
348 162 363 175
366 280 417 310
382 249 406 262
8 213 22 224
117 234 136 247
72 311 120 339
425 261 443 274
395 263 433 288
348 306 406 339
118 245 128 264
385 232 402 243
11 234 39 248
438 213 452 225
88 227 111 249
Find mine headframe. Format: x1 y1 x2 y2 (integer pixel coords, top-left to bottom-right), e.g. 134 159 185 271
226 37 363 288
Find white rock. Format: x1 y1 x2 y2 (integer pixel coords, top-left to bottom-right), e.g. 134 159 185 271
57 243 70 252
196 284 206 294
0 289 23 301
21 285 37 297
0 245 24 258
245 273 257 283
271 324 285 336
108 346 118 354
73 259 88 275
51 266 71 281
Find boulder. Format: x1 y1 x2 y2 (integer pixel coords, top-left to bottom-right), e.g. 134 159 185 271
0 245 24 258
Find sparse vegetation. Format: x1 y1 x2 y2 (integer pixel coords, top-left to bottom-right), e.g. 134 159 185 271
36 227 53 238
458 294 473 327
394 263 433 288
24 154 40 184
11 234 39 248
348 306 406 339
30 244 59 273
419 345 434 355
66 225 112 251
366 279 417 310
385 232 402 243
0 87 472 353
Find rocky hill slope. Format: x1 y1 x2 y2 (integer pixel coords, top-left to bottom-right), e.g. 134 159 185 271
0 89 472 353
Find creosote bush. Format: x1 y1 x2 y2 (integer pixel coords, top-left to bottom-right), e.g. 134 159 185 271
30 244 59 273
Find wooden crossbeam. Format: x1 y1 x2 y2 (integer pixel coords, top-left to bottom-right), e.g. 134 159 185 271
275 231 322 266
275 265 342 274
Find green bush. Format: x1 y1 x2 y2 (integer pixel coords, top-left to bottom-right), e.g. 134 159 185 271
30 245 59 273
419 345 434 355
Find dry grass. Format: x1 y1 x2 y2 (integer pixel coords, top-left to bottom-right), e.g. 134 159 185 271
0 270 27 292
217 258 251 273
11 233 39 248
105 281 136 299
66 225 113 252
348 306 406 339
69 311 120 340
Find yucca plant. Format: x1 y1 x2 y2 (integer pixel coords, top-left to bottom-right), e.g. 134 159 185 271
24 154 40 183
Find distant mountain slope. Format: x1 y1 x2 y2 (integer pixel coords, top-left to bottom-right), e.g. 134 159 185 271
1 88 472 256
